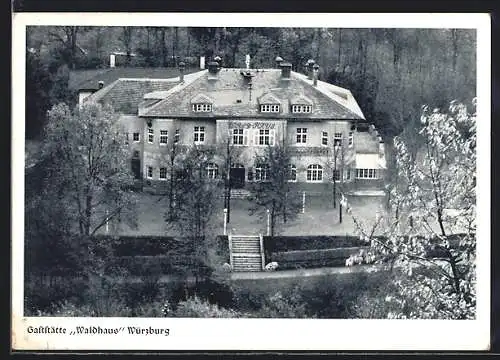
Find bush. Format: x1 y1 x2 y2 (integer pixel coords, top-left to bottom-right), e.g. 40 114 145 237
24 277 87 315
263 235 368 253
268 247 369 270
171 296 240 318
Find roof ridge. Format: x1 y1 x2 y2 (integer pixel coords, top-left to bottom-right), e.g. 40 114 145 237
141 70 207 116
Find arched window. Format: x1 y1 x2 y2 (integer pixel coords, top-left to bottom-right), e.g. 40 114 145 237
288 164 297 182
255 164 270 181
307 164 323 182
206 163 219 179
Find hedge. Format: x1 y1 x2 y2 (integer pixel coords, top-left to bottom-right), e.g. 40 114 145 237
267 247 369 270
263 235 368 254
93 235 195 257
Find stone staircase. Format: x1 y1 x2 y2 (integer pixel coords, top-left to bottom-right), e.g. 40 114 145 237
229 235 264 272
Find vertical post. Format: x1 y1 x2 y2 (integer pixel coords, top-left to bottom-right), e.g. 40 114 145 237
223 208 228 235
259 233 265 271
105 210 109 234
333 145 338 209
266 209 270 236
302 191 306 214
339 201 343 223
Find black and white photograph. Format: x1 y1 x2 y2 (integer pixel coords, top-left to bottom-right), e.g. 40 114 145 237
12 12 490 350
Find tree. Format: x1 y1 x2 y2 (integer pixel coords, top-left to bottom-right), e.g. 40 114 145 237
165 145 223 285
43 102 138 236
119 27 135 66
216 129 244 223
344 100 476 319
248 143 302 236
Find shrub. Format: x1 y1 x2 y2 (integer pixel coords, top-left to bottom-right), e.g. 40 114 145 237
263 235 368 253
171 296 240 318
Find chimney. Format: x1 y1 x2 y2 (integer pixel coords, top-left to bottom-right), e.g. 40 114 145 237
312 64 319 86
178 61 186 82
280 62 292 79
306 59 315 80
275 56 283 69
109 53 116 68
98 80 104 89
379 141 385 157
207 61 219 75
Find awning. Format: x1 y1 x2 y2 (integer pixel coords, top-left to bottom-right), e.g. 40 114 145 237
355 153 381 169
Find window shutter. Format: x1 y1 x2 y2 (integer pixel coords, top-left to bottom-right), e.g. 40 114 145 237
243 129 249 145
270 129 275 146
253 129 259 145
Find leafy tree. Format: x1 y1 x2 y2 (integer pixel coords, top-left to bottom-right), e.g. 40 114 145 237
344 100 476 319
248 143 302 236
42 102 138 236
165 145 223 285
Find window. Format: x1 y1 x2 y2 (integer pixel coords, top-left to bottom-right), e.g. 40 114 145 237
254 164 270 181
333 169 341 181
194 126 205 143
291 105 312 113
160 130 168 145
356 169 378 179
348 131 354 147
307 164 323 182
174 129 180 143
159 167 167 180
148 128 154 143
288 164 297 182
345 169 351 180
192 103 212 112
232 129 244 145
147 166 153 179
334 132 343 147
258 129 271 145
206 163 219 179
296 128 307 143
133 132 140 142
322 131 328 146
260 104 280 113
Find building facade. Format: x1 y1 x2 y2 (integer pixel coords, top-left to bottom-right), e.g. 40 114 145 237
84 60 386 195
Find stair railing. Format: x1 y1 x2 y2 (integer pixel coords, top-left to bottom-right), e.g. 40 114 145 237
259 233 265 271
228 234 233 268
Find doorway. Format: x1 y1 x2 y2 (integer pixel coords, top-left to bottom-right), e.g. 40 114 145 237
230 164 245 189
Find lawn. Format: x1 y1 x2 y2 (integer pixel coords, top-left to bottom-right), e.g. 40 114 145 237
109 192 388 237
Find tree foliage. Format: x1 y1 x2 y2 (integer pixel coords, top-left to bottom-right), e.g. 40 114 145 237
42 102 138 236
248 144 302 236
344 100 476 319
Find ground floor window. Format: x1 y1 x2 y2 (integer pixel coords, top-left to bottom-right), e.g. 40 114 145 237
356 168 378 179
307 164 323 182
147 166 153 179
159 167 167 180
206 163 219 179
254 164 270 181
288 164 297 182
333 169 341 181
345 169 351 180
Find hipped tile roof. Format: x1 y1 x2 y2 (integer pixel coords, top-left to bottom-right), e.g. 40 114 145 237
142 69 364 120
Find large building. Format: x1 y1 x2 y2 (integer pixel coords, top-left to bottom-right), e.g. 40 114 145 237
82 59 387 195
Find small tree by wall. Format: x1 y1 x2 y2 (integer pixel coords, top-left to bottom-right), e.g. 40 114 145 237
248 143 302 236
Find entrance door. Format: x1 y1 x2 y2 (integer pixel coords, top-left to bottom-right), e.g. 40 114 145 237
131 158 141 179
230 164 245 189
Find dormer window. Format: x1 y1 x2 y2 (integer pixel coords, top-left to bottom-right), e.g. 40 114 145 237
258 92 281 114
190 93 213 113
290 94 313 114
192 103 212 112
260 104 280 113
291 104 312 113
